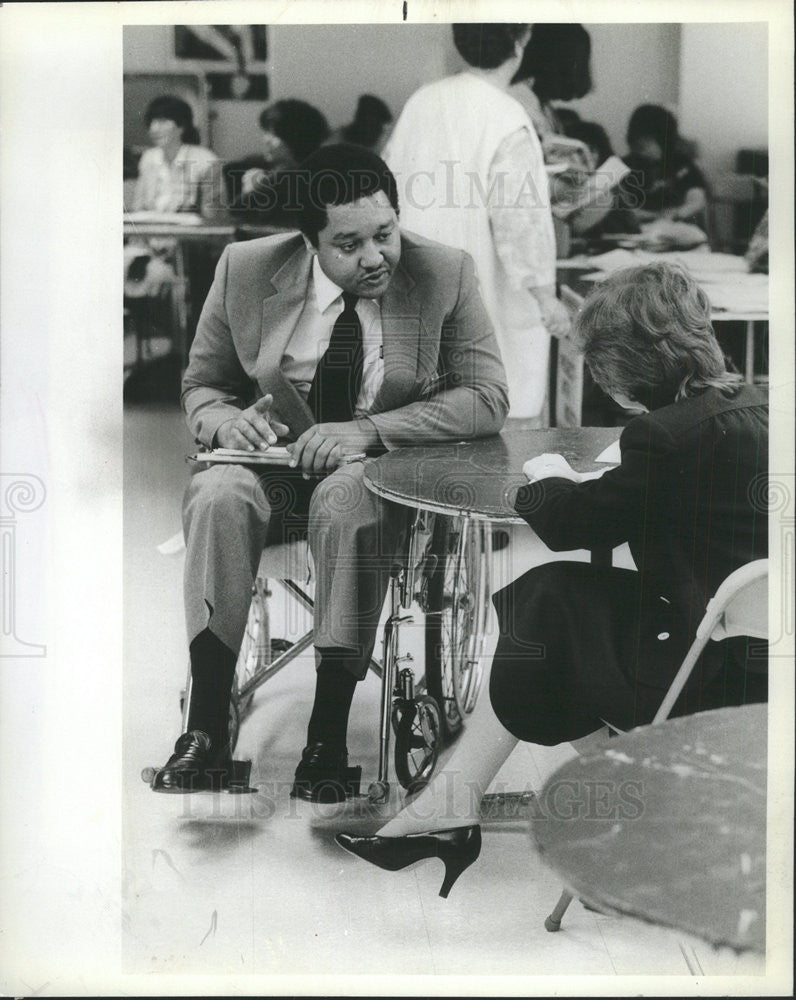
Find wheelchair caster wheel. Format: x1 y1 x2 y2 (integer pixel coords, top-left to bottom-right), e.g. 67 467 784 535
367 780 390 803
544 916 562 932
394 694 441 793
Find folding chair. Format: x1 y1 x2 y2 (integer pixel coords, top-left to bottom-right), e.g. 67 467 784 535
544 558 769 932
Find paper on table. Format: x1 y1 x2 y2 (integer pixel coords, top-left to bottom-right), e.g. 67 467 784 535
595 440 621 463
124 210 203 226
704 275 769 313
582 248 649 272
578 466 613 481
551 155 631 220
669 250 749 278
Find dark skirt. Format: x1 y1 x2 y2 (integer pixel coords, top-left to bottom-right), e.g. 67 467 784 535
489 562 767 746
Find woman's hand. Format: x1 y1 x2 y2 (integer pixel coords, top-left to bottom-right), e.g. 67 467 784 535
523 453 582 483
241 167 267 196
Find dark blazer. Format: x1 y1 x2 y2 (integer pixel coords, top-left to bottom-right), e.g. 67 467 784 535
515 385 768 635
182 230 509 448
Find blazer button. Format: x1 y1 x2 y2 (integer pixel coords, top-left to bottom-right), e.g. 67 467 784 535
657 632 670 641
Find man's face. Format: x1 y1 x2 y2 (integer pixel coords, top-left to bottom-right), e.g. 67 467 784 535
312 190 401 299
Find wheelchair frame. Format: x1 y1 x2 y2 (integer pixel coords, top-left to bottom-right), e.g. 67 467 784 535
173 508 492 800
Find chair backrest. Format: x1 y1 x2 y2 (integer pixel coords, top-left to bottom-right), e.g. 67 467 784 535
697 559 769 642
654 559 769 724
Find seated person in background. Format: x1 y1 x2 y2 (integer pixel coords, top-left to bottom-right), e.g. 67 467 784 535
561 119 641 239
620 103 709 226
151 144 509 798
564 118 612 169
223 99 330 226
131 95 222 218
125 95 223 301
336 262 768 894
332 94 394 153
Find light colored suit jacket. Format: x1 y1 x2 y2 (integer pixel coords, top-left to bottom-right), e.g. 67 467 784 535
182 231 509 449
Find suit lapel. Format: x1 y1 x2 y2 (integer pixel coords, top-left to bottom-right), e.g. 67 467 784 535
254 243 315 437
372 259 423 413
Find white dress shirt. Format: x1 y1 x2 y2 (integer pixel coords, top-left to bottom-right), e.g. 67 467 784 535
281 256 385 417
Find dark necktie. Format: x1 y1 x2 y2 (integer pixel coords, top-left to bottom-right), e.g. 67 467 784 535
306 291 364 424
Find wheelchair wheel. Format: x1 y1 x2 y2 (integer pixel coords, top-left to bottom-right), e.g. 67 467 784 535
424 518 487 739
236 578 270 695
393 695 442 793
228 695 241 755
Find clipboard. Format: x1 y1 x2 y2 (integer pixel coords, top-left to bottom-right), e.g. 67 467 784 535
189 447 367 466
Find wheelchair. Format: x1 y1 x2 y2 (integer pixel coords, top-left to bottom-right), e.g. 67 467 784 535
145 509 492 801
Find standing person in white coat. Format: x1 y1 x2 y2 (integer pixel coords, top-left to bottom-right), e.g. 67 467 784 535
385 23 569 422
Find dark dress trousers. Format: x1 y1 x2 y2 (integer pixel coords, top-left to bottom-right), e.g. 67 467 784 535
490 385 768 744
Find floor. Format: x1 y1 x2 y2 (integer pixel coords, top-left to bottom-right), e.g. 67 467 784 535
123 394 764 982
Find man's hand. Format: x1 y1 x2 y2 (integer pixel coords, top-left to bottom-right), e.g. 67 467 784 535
533 287 571 339
287 420 379 475
215 394 290 451
523 453 582 484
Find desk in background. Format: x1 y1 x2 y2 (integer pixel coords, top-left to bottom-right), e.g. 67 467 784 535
123 218 291 373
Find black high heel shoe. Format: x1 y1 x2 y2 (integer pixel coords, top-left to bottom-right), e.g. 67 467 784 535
335 825 481 898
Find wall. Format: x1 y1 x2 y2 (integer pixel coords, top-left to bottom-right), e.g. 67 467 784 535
123 22 767 176
678 22 768 181
123 23 680 160
560 23 681 157
123 23 450 160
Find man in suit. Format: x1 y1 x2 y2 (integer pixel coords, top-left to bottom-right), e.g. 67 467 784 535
152 144 509 797
489 262 768 744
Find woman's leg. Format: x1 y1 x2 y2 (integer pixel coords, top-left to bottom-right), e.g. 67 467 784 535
378 667 518 836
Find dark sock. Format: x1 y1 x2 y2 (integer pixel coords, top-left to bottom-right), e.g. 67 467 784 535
187 628 237 750
306 651 359 749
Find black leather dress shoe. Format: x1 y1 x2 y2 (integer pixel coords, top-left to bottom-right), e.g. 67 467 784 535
150 730 232 793
291 741 361 803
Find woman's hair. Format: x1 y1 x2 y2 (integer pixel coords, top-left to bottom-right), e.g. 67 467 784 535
452 23 530 70
575 262 741 405
259 99 330 163
512 24 592 102
297 143 399 246
626 103 679 152
565 119 613 166
145 95 201 145
340 94 393 148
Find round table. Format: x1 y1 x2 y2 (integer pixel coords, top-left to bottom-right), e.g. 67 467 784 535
363 425 621 523
531 703 767 953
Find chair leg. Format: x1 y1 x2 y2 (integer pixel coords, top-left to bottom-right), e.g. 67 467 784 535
545 890 574 932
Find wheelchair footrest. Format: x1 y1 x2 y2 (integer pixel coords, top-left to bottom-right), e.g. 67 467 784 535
141 758 257 794
227 759 258 794
290 765 362 803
